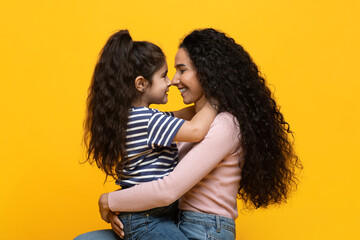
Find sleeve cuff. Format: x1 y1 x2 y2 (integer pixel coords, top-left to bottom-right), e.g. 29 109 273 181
107 191 117 212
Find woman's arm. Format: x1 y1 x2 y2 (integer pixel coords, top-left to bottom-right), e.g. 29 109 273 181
106 113 240 212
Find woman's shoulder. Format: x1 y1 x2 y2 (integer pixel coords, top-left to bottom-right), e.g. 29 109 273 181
213 112 239 129
204 112 240 140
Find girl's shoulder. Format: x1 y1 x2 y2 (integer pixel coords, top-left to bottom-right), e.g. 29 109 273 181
131 106 159 114
130 107 172 118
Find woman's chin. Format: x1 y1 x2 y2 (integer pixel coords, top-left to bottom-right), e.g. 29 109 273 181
182 99 193 105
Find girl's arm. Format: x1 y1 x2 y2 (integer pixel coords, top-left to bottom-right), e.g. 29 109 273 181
173 101 217 142
106 113 240 212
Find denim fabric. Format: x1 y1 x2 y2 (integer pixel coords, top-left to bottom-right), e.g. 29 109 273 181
178 211 236 240
74 202 187 240
74 229 120 240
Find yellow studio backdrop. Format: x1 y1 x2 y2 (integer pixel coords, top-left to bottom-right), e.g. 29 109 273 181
0 0 359 239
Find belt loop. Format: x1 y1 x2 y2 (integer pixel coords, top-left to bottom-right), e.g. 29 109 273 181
216 215 221 233
177 210 182 227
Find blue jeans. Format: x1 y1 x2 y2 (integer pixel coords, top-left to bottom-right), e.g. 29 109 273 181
177 211 236 240
74 230 120 240
74 202 187 240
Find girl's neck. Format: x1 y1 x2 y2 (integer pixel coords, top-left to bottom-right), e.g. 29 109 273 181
131 98 149 108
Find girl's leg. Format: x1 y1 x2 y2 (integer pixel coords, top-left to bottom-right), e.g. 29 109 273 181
178 211 236 240
123 213 188 240
144 215 188 240
74 229 120 240
75 203 187 240
117 202 187 240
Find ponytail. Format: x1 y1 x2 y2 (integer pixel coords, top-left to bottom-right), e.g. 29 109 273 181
84 30 166 180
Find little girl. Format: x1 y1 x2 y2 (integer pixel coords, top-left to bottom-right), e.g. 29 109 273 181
76 30 216 240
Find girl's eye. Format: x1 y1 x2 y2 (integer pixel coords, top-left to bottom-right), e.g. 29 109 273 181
179 69 185 74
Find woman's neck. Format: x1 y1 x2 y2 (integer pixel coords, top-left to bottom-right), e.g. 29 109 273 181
194 95 207 113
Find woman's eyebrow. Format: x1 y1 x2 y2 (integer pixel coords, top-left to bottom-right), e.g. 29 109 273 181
175 63 186 68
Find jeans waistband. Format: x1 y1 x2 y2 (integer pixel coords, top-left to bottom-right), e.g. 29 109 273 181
179 210 235 234
118 201 178 218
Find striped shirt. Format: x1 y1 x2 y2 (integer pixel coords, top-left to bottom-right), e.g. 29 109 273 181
116 106 185 188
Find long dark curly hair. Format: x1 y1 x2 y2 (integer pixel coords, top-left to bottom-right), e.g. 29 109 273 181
180 28 302 209
84 30 166 180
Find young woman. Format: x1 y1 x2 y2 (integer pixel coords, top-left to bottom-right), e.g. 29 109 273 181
74 29 216 240
98 28 301 240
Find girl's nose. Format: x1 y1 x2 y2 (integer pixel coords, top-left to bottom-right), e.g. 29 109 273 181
166 76 171 86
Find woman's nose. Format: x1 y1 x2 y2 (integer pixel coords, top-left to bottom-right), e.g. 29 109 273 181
171 76 180 85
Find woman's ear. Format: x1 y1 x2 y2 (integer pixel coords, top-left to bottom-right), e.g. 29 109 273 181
134 76 149 93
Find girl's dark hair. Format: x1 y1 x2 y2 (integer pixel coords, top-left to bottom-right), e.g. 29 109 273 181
84 30 166 180
180 28 302 209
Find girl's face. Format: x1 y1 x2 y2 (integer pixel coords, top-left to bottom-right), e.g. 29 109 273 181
172 48 204 106
143 62 171 106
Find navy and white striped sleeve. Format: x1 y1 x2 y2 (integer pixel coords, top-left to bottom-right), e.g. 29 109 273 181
147 112 185 148
162 111 174 116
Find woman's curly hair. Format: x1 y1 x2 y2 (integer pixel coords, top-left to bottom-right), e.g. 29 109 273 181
180 28 302 209
84 30 166 180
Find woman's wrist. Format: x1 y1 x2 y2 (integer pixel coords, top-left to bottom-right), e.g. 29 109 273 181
99 193 110 211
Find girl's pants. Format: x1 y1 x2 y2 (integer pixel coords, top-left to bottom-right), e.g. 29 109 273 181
74 207 236 240
74 202 187 240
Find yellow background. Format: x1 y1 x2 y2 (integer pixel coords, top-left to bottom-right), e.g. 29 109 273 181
1 0 359 239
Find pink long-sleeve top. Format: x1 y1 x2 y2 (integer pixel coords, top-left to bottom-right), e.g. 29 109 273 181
108 112 243 219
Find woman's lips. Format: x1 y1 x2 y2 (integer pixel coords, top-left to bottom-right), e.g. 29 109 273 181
179 88 187 93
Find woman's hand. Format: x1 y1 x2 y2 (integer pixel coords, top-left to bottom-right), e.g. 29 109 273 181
99 193 125 238
98 193 111 223
109 212 125 238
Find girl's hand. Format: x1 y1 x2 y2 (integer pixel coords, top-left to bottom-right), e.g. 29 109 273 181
98 193 111 223
109 212 125 238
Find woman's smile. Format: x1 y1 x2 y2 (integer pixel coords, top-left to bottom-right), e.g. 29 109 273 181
172 48 204 105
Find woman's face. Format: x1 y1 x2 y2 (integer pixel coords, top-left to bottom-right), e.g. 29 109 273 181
172 48 204 105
